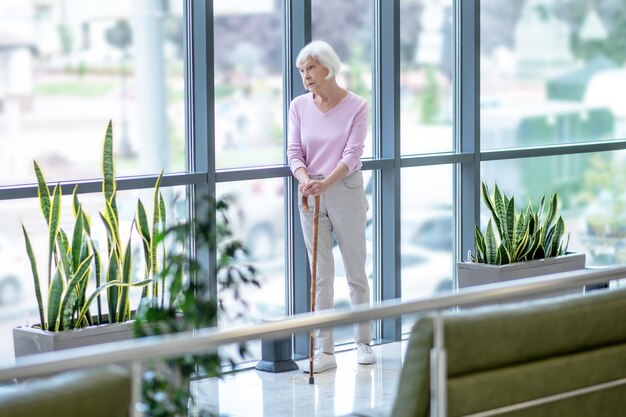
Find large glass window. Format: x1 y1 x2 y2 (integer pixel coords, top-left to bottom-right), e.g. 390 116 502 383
216 177 285 361
482 150 626 268
481 0 626 149
400 0 454 155
213 0 283 169
216 178 285 313
401 165 453 332
0 1 186 186
5 0 624 370
312 0 373 159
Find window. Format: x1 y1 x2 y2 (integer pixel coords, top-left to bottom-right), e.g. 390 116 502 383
2 0 624 369
213 0 283 169
0 1 186 186
481 0 626 149
312 0 373 159
401 166 453 332
400 0 454 155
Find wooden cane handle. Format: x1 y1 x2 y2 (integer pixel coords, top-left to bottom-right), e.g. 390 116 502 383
302 195 310 211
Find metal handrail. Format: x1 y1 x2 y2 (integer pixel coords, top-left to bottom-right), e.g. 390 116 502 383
1 265 625 382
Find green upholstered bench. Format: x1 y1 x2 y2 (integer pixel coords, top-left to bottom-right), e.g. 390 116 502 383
0 365 131 417
350 287 626 417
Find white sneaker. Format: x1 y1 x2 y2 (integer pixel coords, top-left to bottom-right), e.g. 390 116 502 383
304 351 337 373
357 344 376 365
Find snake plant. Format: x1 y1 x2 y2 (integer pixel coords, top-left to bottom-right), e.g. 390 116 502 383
472 182 570 265
22 121 155 331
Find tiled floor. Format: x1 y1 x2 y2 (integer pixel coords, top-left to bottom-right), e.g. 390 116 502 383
193 341 408 417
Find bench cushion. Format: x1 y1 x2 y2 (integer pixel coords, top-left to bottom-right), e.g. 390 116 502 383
0 365 131 417
448 342 626 417
392 287 626 417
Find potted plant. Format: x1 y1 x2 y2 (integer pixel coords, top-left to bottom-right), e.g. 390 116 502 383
13 121 163 358
457 182 585 289
133 191 260 417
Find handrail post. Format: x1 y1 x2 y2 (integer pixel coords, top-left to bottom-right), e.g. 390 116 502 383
430 311 447 417
131 360 145 417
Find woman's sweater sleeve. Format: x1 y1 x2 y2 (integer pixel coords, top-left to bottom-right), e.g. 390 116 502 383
339 100 368 175
286 100 307 175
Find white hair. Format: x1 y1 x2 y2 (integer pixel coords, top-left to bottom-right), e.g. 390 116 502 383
296 40 342 80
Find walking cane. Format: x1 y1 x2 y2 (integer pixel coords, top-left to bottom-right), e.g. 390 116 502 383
303 195 320 384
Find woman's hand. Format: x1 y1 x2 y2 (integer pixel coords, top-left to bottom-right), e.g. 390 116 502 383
300 179 327 197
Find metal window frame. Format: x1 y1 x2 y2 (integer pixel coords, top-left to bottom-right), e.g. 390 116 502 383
284 0 312 359
374 0 402 342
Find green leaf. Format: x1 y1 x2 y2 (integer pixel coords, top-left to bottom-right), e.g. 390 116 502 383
106 250 120 323
57 229 73 284
22 225 46 330
536 195 546 222
59 255 93 330
498 244 510 265
481 182 502 240
548 217 565 257
542 193 559 239
168 266 184 307
152 172 163 222
518 204 532 240
485 220 497 264
71 208 85 272
159 191 167 230
77 242 93 326
81 206 92 236
47 184 62 285
136 199 152 278
102 120 118 218
528 212 537 236
150 174 164 299
158 192 167 306
117 235 133 321
524 233 541 261
513 228 530 262
493 184 506 239
60 289 78 330
505 196 516 252
34 161 51 222
136 199 152 243
104 198 121 251
91 239 103 324
72 185 80 218
47 268 65 331
100 209 121 260
533 244 546 260
77 279 151 326
474 224 486 261
546 224 556 248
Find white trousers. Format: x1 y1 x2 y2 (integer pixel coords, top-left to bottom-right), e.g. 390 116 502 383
298 171 371 353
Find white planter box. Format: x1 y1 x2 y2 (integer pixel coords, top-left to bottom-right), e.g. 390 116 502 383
457 253 586 292
13 320 135 359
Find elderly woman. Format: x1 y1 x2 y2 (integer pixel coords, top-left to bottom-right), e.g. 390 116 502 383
287 40 375 373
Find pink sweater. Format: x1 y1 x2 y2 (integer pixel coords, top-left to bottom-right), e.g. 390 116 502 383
287 91 368 177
